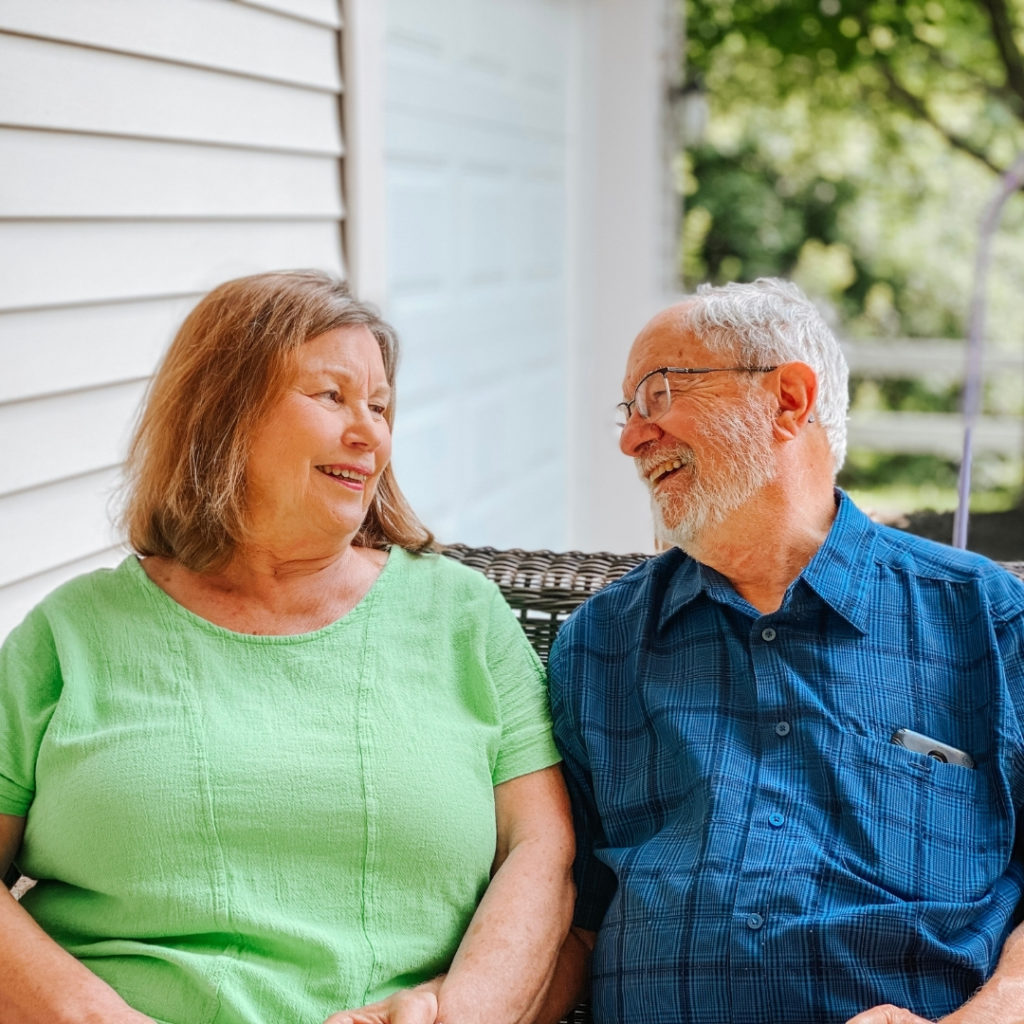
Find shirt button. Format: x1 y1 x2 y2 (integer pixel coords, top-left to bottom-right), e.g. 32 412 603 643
768 812 785 828
761 627 777 642
746 913 764 930
775 721 791 737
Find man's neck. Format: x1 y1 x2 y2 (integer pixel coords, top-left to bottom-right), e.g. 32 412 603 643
684 487 838 614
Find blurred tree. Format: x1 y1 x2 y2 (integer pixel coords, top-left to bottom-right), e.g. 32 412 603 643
680 0 1024 338
685 0 1024 177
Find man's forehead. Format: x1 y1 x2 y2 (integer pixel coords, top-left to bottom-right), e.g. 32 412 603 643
623 303 705 392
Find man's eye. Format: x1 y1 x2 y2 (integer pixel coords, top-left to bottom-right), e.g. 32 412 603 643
666 380 696 400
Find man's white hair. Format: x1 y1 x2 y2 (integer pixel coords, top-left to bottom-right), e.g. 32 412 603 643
677 278 850 470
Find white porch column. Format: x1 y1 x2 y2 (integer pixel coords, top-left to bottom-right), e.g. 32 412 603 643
566 0 680 553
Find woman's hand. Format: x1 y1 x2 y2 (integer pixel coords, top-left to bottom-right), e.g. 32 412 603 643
324 981 441 1024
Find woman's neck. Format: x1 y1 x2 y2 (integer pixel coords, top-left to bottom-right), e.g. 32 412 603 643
141 543 389 635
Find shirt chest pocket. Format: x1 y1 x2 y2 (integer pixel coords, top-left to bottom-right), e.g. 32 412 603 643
836 733 1008 903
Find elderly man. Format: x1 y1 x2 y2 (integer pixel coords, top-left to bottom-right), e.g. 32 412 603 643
544 279 1024 1024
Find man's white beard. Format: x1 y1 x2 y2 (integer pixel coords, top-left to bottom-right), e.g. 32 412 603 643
649 400 777 552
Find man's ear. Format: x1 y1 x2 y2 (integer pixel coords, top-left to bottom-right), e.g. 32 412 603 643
772 361 818 441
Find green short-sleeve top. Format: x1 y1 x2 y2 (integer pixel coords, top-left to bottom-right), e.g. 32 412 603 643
0 548 560 1024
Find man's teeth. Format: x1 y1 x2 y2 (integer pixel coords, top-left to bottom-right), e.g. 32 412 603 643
320 467 366 481
650 458 684 483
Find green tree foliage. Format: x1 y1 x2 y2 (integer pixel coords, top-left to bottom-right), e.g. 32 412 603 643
681 0 1024 340
687 0 1024 174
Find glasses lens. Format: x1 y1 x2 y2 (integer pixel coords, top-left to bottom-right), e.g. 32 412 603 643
638 372 671 421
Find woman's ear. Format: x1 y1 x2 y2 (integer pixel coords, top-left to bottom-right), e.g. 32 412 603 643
772 361 818 442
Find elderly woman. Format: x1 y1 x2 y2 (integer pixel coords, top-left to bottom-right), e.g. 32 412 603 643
0 271 574 1024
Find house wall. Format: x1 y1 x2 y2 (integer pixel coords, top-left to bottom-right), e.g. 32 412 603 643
0 0 674 642
0 0 347 639
375 0 675 552
379 0 574 548
566 0 682 554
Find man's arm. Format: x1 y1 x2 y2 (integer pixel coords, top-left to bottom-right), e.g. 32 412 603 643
529 925 596 1024
846 920 1024 1024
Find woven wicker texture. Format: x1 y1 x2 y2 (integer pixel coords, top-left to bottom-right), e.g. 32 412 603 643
441 544 648 665
558 1004 594 1024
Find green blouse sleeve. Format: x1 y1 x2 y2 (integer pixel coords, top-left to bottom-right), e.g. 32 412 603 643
483 587 561 786
0 605 64 816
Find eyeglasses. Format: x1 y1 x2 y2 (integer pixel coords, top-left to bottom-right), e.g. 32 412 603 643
615 365 778 428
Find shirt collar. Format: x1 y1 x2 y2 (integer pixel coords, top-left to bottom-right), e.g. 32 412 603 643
655 489 878 634
653 549 704 632
796 489 877 633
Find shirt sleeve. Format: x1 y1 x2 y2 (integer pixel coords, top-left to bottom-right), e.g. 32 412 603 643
0 605 64 816
991 570 1024 808
485 587 561 786
548 625 617 932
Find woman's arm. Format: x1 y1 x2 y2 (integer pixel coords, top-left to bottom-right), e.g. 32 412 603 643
327 764 575 1024
436 764 576 1024
0 813 156 1024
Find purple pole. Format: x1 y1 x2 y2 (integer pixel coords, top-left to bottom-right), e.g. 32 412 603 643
953 152 1024 549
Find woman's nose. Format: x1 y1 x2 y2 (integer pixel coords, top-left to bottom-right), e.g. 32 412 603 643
342 406 385 449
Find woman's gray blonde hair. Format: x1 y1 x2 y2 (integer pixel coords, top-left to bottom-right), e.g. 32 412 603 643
120 269 435 572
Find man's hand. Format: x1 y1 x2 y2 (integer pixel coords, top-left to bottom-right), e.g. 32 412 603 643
323 987 439 1024
846 1006 934 1024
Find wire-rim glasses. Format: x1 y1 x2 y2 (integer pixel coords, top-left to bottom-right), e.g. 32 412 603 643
615 365 778 429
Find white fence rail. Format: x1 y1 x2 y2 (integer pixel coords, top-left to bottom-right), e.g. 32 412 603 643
843 339 1024 460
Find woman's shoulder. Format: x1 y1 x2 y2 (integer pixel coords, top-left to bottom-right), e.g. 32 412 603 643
26 556 139 619
2 556 139 658
387 548 499 598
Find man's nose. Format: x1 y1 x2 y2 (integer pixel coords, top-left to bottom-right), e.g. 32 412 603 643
619 412 662 457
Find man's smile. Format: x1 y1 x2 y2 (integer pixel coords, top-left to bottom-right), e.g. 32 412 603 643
645 455 691 486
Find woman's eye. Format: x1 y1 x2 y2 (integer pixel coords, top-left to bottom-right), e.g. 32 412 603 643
369 403 387 417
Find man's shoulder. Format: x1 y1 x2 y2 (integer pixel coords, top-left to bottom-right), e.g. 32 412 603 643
574 547 676 611
552 549 683 653
871 518 1008 576
869 521 1024 613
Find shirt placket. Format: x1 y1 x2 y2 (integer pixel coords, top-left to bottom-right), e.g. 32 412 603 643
727 616 794 1020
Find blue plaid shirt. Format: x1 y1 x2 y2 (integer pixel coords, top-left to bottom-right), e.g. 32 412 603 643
549 492 1024 1024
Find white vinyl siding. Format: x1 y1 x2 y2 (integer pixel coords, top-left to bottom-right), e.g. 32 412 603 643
0 0 346 640
383 0 575 549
